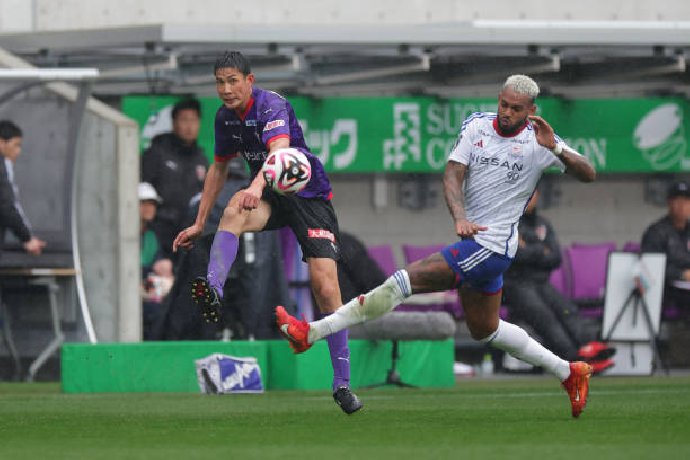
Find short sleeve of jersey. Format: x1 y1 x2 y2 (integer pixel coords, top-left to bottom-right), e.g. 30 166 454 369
260 96 291 147
535 135 576 173
214 108 239 162
447 115 478 165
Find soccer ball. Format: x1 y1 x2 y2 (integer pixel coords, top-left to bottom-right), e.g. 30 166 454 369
262 147 312 194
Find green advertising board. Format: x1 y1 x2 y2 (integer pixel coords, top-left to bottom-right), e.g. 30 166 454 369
122 94 690 174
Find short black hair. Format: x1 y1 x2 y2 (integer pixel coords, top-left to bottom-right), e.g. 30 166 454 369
214 51 252 76
172 98 201 120
0 120 22 140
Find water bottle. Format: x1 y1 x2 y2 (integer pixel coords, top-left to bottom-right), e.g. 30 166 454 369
481 353 494 376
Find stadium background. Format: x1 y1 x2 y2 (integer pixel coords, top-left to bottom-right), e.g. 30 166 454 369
0 0 688 394
0 0 681 254
1 2 690 458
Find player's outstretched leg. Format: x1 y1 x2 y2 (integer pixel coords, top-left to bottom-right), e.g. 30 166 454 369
275 270 411 353
191 230 240 324
561 361 593 418
275 306 311 353
207 230 239 296
481 319 594 418
191 277 222 324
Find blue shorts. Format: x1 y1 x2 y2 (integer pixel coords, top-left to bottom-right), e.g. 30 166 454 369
440 240 512 294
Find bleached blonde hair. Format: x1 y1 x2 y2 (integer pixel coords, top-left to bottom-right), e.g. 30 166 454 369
503 75 540 101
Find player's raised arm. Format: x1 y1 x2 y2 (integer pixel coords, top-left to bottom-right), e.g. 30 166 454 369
239 167 266 211
443 160 488 236
172 160 229 251
238 130 292 210
529 115 596 183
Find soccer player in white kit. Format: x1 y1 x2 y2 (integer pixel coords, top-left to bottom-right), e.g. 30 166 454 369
277 74 597 418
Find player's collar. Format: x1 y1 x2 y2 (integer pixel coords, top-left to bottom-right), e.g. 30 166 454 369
492 118 528 138
237 96 255 121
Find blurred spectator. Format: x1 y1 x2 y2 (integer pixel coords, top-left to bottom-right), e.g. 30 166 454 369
337 232 387 303
141 98 208 259
139 182 173 340
162 158 291 340
305 230 387 327
503 190 615 373
641 180 690 310
0 120 46 257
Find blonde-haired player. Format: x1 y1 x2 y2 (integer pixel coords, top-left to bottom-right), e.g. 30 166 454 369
277 74 597 418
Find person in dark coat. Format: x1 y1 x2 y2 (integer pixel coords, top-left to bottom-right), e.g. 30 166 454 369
0 120 46 257
503 190 614 373
141 99 208 259
641 180 690 310
337 232 387 303
162 158 292 341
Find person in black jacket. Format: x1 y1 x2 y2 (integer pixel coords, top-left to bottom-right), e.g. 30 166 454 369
163 157 293 341
141 99 209 259
337 232 387 303
0 120 45 257
503 190 614 372
641 180 690 310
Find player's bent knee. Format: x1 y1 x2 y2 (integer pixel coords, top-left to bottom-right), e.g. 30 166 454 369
220 202 243 222
469 327 493 341
312 281 339 306
467 320 498 341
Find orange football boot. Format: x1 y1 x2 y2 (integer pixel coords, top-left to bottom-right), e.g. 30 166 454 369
275 306 312 353
561 361 593 418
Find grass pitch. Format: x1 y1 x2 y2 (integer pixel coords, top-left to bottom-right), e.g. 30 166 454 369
1 375 689 459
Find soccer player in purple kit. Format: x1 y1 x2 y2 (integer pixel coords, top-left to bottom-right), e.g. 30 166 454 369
172 51 362 414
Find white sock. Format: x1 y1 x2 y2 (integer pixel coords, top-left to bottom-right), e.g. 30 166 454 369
309 270 412 342
481 320 571 381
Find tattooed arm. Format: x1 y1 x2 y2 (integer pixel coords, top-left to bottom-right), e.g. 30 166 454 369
529 115 596 183
443 160 488 237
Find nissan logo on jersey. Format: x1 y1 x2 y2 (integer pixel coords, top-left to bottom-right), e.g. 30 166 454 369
471 154 524 171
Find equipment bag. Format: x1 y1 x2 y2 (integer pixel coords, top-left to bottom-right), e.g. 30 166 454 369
195 353 264 394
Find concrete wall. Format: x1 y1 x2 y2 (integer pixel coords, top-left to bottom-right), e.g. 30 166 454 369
0 0 689 32
49 80 140 343
75 110 140 342
0 48 140 344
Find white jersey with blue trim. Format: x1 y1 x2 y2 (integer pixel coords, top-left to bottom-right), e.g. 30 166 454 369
447 112 576 258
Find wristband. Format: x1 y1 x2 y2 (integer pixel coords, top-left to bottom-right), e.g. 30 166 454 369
551 143 563 157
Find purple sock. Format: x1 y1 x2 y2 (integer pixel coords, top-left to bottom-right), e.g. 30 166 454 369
207 231 239 299
326 328 351 391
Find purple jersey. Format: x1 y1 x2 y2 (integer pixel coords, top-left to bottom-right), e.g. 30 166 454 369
214 86 332 200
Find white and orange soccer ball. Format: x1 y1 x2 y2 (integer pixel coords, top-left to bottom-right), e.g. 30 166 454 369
262 147 312 194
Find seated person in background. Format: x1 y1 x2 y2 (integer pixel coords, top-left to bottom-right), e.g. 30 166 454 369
0 120 46 257
641 180 690 310
337 232 387 303
503 190 614 374
139 182 174 340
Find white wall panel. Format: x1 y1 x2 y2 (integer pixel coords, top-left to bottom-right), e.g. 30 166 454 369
2 0 685 32
0 0 32 31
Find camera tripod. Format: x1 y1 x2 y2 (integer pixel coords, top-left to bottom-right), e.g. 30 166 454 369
603 285 668 374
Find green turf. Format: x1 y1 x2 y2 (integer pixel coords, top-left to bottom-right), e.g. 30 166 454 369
1 375 689 459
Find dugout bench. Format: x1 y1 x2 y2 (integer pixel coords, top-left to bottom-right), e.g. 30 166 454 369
0 249 76 381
